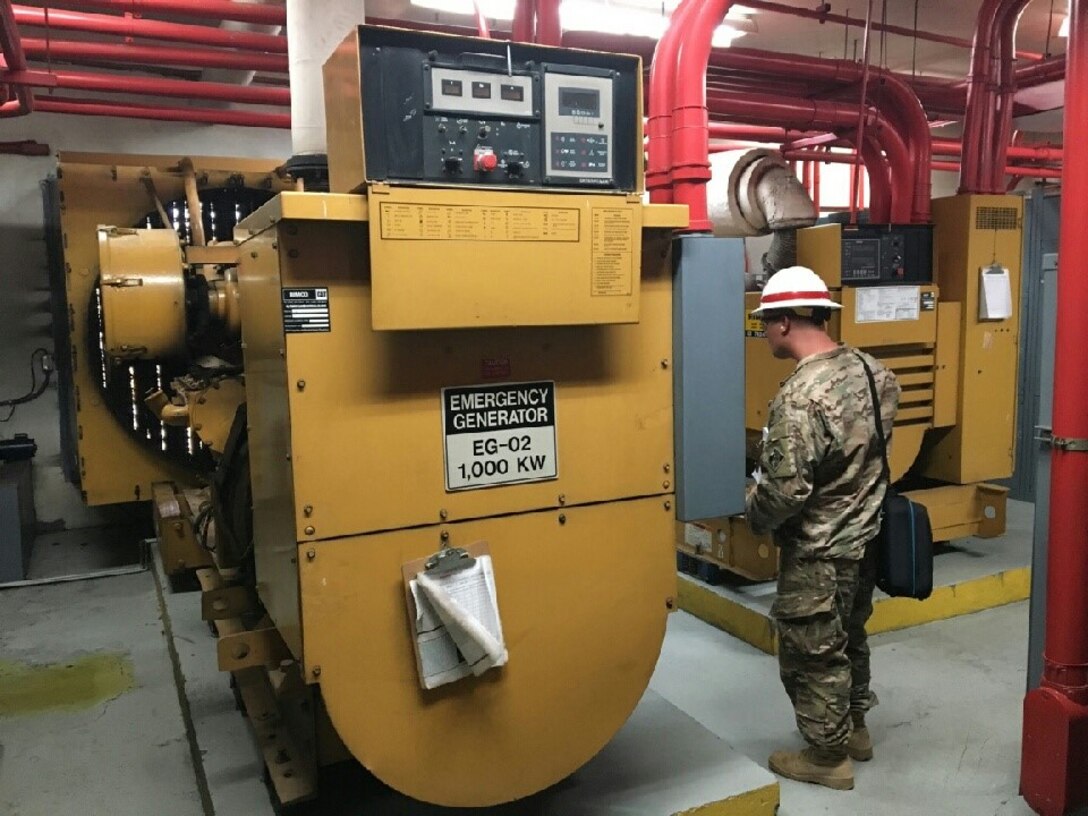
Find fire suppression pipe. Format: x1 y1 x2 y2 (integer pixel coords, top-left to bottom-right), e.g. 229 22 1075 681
21 0 286 25
1021 2 1088 813
20 37 289 72
670 0 737 230
11 5 287 53
511 0 533 41
960 0 1031 193
736 0 1044 61
706 89 913 222
535 0 561 45
0 0 31 117
647 0 698 203
33 93 289 127
0 62 290 105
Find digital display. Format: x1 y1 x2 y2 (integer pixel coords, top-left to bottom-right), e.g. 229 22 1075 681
500 83 524 102
472 81 492 99
558 87 600 117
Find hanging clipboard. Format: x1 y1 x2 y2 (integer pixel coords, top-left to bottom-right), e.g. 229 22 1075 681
402 541 507 690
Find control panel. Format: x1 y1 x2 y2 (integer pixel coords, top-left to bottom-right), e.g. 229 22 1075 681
840 224 934 285
350 26 640 192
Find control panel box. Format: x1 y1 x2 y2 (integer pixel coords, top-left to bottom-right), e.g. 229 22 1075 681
840 223 934 285
324 25 642 194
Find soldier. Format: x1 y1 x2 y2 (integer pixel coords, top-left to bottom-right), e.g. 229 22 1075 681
745 266 900 791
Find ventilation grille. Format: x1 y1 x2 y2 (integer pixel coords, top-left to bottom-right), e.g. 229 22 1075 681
976 206 1019 231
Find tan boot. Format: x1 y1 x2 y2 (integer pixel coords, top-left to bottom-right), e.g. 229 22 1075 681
848 713 874 762
768 747 855 791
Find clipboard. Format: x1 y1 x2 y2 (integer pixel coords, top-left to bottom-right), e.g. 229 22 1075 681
402 540 502 690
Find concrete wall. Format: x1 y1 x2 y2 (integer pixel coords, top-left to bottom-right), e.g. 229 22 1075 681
0 112 290 529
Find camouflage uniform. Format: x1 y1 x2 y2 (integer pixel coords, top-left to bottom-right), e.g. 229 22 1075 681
746 345 900 753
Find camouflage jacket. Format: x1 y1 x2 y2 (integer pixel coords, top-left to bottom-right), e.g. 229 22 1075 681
745 345 901 560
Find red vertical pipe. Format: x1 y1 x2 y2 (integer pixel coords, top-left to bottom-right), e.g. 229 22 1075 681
959 0 1003 193
472 0 491 38
671 0 734 231
991 0 1032 192
1021 2 1088 814
648 0 697 204
535 0 560 45
511 0 534 42
859 136 890 222
0 0 31 116
812 151 821 211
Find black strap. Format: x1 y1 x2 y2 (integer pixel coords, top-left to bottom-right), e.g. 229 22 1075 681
855 351 890 483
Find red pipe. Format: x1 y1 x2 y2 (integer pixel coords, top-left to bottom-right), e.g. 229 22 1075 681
34 93 288 127
991 1 1033 192
737 0 1044 61
511 0 533 41
12 5 287 53
1 62 290 105
0 0 31 117
929 160 1059 178
535 0 560 45
671 0 734 231
20 37 288 72
1021 3 1088 814
707 90 913 222
848 0 875 225
648 0 698 204
472 0 491 38
859 135 891 222
20 0 285 25
931 138 1063 163
959 0 1004 193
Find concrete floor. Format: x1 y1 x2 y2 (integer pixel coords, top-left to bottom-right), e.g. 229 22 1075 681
0 540 1049 816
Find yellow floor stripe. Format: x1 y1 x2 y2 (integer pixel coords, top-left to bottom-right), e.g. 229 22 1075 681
679 567 1031 655
674 782 780 816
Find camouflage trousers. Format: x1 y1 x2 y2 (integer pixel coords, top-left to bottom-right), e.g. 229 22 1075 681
771 544 878 751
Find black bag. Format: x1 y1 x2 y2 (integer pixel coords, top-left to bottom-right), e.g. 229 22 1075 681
857 354 934 600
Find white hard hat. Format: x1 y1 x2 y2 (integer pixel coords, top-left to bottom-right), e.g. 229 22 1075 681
750 265 841 316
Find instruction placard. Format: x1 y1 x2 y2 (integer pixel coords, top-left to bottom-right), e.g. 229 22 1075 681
854 285 921 324
591 208 634 296
282 287 330 333
442 381 558 491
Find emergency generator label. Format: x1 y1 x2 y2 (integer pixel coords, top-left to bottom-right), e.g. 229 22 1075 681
442 381 558 491
282 287 330 333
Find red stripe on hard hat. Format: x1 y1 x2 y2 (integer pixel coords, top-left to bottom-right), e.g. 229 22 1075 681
760 290 832 303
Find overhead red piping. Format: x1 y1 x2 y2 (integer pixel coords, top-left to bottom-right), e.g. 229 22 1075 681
670 0 734 231
34 93 288 127
1 61 290 105
19 0 286 25
0 0 31 117
511 0 533 41
11 5 287 53
784 149 1060 180
848 0 875 224
737 0 1044 61
471 0 491 38
705 89 913 222
647 0 697 204
20 37 289 72
535 0 560 45
859 135 891 222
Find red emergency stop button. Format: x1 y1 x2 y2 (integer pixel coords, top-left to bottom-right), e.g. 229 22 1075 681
474 148 498 172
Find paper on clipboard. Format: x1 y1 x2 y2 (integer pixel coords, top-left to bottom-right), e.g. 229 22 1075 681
407 552 507 690
979 265 1013 320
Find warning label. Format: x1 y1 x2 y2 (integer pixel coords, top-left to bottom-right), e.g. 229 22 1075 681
745 314 766 338
282 288 330 333
442 381 558 491
591 208 634 296
380 202 580 242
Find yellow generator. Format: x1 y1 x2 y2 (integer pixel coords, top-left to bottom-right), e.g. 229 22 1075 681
678 197 1019 580
68 26 751 807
